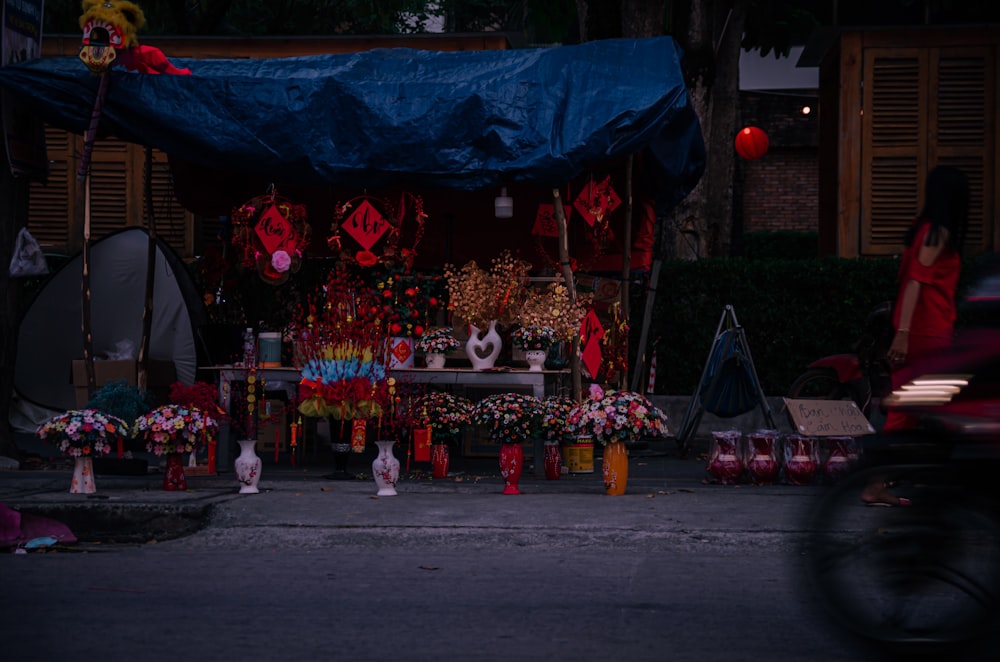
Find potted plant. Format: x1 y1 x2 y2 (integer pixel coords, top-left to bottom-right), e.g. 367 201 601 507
411 391 473 478
470 392 545 494
515 280 592 369
443 250 531 370
133 404 219 491
539 396 576 479
415 327 462 369
510 326 558 371
566 385 669 495
36 409 131 493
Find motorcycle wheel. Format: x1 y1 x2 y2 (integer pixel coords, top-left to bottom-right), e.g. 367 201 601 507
788 367 853 401
801 464 1000 658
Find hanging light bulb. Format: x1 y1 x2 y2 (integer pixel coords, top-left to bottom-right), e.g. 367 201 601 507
494 187 514 218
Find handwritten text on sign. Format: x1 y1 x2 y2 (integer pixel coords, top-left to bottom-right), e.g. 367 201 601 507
783 398 876 436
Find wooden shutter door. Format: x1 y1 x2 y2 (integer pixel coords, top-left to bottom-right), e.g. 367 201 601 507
862 46 995 255
929 47 994 254
861 48 925 255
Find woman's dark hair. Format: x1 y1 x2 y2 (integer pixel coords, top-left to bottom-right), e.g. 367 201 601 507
905 165 970 252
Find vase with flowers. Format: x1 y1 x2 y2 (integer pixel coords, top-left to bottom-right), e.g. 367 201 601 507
515 280 593 370
470 392 545 494
511 326 558 372
411 391 472 479
567 385 669 495
133 404 219 491
540 396 576 480
36 409 131 493
444 250 531 370
415 327 462 369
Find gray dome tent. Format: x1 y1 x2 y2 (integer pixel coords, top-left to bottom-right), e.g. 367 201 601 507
14 228 204 418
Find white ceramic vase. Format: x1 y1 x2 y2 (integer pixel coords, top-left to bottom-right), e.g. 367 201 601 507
234 438 261 494
425 352 446 369
372 440 400 496
466 320 502 370
525 349 547 371
70 456 96 494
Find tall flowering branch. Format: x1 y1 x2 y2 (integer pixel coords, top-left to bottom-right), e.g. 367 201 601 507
294 266 392 424
444 250 531 328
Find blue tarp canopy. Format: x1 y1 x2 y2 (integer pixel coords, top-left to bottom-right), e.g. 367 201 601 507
0 36 703 203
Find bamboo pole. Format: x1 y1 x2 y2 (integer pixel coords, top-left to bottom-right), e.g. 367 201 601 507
137 146 156 391
619 154 633 390
75 73 110 397
552 188 581 402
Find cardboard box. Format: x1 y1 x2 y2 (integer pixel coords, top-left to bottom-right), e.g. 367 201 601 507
71 359 177 408
257 398 288 454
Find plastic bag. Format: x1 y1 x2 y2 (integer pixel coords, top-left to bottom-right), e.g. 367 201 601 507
105 339 137 360
8 227 48 278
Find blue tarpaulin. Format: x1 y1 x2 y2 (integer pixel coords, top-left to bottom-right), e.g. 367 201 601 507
0 36 702 201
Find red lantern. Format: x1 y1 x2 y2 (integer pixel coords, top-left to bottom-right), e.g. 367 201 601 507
734 126 769 160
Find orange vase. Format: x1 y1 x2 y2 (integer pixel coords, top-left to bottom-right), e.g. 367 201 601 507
602 440 629 496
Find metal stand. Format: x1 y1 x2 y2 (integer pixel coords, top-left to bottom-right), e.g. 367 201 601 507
674 305 774 453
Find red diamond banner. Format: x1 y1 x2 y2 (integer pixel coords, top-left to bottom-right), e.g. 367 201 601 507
581 335 603 379
255 203 294 254
573 176 621 227
531 203 568 237
580 309 604 346
342 199 390 251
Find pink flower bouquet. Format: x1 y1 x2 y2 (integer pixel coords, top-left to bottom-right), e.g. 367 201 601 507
36 409 130 458
567 387 669 445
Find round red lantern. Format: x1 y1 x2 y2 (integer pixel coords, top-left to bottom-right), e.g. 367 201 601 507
734 126 769 160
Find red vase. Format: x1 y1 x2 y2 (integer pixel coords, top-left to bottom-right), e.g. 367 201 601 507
499 443 523 494
783 434 819 486
746 430 780 485
707 430 744 484
823 436 858 483
431 443 449 479
163 453 187 491
543 441 561 480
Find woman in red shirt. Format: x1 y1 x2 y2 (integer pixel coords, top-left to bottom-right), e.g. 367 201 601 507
862 165 970 506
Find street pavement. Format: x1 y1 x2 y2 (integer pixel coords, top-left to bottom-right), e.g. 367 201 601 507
0 436 833 558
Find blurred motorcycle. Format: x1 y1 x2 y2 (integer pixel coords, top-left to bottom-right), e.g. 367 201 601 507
800 262 1000 659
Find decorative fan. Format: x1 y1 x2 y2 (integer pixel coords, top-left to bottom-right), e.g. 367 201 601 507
231 185 312 285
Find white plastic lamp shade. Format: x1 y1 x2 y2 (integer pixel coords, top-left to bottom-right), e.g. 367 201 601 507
494 187 514 218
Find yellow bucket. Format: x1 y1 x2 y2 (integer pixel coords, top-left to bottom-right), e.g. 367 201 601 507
563 437 594 474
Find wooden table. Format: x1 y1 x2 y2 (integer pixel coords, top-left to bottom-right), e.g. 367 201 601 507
204 365 570 466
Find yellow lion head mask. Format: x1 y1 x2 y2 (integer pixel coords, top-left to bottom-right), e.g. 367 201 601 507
79 0 146 73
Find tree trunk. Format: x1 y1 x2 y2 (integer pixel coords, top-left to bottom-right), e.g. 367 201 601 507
664 0 745 259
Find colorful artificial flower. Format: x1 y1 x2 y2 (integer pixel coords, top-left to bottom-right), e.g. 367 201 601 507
470 392 545 444
356 250 378 267
133 404 218 456
566 387 669 445
36 409 130 458
415 327 462 354
410 391 473 440
540 396 577 443
271 250 292 273
511 325 557 351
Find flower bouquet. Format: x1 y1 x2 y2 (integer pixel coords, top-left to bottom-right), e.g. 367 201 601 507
443 250 531 328
411 391 472 441
511 325 557 351
470 392 545 444
566 386 669 445
540 396 577 443
36 409 130 458
415 327 462 354
133 404 219 456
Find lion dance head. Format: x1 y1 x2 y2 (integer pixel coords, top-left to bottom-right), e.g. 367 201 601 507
79 0 145 73
78 0 190 75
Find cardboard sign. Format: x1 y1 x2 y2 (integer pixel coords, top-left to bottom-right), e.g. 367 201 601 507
783 398 876 437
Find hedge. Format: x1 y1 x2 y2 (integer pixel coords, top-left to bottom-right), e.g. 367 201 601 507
633 254 991 397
